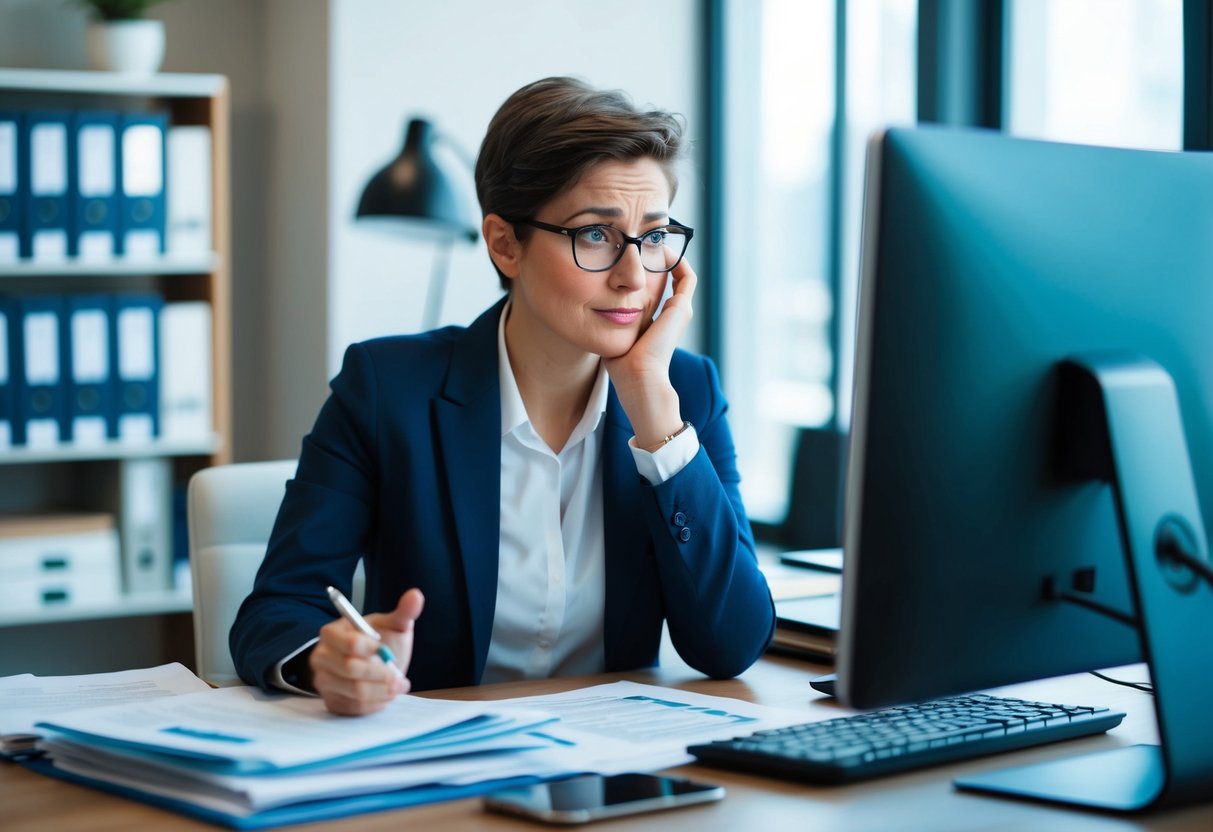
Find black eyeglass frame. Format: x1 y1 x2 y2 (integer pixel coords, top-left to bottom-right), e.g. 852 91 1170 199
509 218 695 273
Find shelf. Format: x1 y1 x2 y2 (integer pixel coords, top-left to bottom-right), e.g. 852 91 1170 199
0 69 227 98
0 435 222 465
0 253 218 278
0 589 193 627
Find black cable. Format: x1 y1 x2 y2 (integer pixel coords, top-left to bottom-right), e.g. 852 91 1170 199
1089 670 1154 694
1158 538 1213 587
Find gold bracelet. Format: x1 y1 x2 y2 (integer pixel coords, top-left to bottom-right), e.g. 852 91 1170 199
646 420 693 452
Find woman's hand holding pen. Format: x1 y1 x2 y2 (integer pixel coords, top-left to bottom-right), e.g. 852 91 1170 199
604 258 698 450
310 588 425 716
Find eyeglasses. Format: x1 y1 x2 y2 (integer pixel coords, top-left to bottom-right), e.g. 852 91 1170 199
511 218 694 273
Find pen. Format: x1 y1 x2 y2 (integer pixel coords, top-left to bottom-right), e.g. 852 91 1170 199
325 585 404 678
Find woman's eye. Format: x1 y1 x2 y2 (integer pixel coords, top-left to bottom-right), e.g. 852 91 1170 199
582 227 610 245
643 230 667 246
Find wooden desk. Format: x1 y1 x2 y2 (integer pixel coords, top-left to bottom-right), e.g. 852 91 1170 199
3 653 1210 831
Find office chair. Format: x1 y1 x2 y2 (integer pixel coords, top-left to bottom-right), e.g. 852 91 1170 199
187 460 298 685
750 427 845 550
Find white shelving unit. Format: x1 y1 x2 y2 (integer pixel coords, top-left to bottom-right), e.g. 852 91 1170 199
0 69 231 670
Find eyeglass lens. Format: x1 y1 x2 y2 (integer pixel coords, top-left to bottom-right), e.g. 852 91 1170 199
573 226 689 272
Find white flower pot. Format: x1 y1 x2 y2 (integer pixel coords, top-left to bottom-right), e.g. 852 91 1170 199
86 19 166 74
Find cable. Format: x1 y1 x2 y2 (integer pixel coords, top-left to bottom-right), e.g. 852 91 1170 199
1157 537 1213 587
1089 670 1154 694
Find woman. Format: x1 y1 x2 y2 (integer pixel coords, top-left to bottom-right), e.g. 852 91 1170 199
230 77 775 716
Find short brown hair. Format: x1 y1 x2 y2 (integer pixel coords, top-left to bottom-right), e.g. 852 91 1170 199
475 76 686 289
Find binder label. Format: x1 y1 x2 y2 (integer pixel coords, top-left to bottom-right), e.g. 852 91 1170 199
78 124 115 197
0 312 7 383
71 309 108 382
124 229 159 258
73 416 107 445
118 307 154 380
79 231 115 260
118 412 153 442
25 419 58 447
33 230 68 260
24 312 59 384
31 123 67 195
0 121 13 192
122 125 163 196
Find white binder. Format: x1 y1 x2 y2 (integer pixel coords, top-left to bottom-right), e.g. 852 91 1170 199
166 126 212 256
158 301 212 441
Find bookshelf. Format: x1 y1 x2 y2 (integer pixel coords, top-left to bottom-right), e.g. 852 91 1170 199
0 69 231 668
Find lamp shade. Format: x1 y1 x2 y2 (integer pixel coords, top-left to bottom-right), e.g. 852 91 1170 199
355 118 478 242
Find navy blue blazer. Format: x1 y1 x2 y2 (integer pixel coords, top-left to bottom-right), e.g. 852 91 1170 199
230 298 775 692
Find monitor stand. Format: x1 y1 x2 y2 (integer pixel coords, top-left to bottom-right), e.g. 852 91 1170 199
956 353 1213 811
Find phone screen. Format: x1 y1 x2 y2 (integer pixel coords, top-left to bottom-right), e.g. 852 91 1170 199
482 772 724 824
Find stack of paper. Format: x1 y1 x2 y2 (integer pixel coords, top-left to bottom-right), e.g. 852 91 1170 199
1 663 211 757
19 675 815 829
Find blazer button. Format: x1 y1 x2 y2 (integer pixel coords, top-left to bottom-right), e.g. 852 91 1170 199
679 527 692 543
673 511 687 527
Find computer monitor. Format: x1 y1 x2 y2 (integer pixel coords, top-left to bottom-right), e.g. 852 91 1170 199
836 126 1213 810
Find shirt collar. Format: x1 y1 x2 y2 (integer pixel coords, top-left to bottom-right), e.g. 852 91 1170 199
497 299 610 441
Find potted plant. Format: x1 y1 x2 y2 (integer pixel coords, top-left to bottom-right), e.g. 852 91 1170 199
80 0 173 74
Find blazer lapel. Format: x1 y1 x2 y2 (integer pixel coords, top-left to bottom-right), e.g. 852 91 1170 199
433 298 506 683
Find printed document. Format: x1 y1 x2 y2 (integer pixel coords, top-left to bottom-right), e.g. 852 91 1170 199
1 662 209 755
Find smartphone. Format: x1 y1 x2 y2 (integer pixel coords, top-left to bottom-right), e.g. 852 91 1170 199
482 772 724 825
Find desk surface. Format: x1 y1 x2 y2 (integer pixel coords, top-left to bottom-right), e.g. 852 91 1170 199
3 653 1209 832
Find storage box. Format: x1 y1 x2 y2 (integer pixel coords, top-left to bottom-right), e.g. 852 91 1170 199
0 513 122 612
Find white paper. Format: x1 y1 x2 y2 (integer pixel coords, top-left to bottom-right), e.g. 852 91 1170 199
36 684 554 772
1 663 209 738
480 681 816 776
44 732 556 815
34 681 813 817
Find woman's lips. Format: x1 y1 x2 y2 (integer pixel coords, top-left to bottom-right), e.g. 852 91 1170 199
595 308 643 325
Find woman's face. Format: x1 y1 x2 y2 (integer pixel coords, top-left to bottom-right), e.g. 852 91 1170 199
506 157 674 362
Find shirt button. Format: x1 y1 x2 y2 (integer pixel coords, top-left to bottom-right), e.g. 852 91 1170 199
673 511 687 527
679 527 692 543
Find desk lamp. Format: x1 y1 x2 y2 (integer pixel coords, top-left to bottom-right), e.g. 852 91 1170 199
355 118 479 330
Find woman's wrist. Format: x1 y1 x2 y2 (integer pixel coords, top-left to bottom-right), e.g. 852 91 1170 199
621 387 682 451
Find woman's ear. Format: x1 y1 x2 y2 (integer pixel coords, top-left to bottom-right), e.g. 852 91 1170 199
483 214 521 281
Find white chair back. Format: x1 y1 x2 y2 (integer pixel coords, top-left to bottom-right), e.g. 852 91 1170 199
187 460 298 686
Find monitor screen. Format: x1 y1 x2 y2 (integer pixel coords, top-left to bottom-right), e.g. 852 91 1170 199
837 126 1213 710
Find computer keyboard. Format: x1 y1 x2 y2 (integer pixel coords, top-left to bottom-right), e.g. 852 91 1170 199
687 693 1125 785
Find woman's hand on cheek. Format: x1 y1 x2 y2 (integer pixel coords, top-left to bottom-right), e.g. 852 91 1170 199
604 259 698 449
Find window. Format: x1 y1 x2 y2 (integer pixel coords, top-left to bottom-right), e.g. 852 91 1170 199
718 0 916 520
1006 0 1183 149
